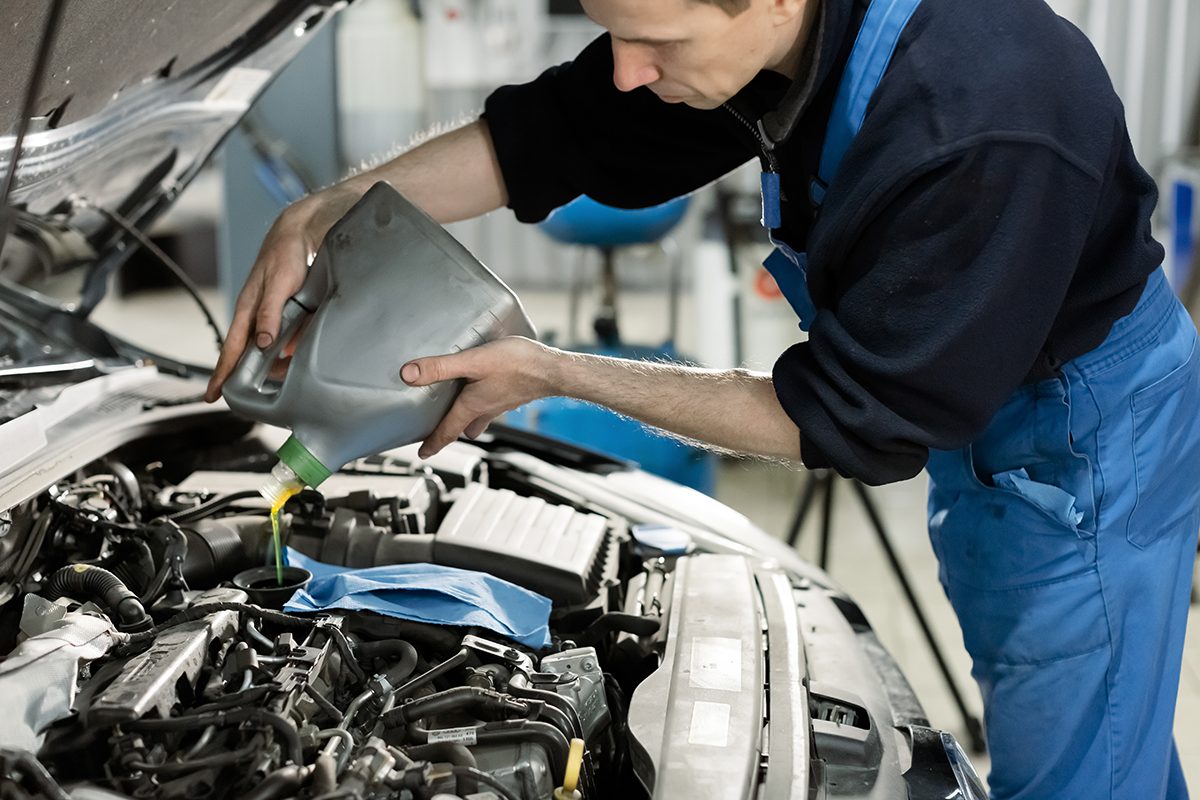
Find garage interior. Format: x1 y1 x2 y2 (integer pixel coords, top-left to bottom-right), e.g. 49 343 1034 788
2 1 1199 799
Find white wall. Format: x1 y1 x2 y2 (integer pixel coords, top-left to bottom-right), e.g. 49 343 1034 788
1046 0 1200 170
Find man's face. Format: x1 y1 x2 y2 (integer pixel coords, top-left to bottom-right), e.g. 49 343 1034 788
579 0 788 110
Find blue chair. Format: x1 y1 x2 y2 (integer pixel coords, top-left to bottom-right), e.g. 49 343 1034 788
540 195 690 247
507 195 717 495
542 195 689 348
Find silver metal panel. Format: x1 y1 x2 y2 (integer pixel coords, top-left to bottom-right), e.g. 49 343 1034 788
626 554 765 799
90 588 245 724
539 647 611 741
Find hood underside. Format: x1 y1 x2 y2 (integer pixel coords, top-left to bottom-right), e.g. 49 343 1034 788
0 1 341 288
2 1 292 137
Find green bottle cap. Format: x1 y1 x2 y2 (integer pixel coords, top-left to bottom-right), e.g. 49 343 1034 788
276 435 332 488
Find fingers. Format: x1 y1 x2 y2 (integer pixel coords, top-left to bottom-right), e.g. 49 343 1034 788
418 396 481 459
205 238 309 402
205 284 261 402
253 241 307 349
254 273 296 351
463 415 494 440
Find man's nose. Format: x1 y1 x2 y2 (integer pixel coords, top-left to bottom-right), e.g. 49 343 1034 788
611 40 660 92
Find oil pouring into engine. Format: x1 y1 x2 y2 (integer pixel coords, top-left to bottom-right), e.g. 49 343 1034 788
269 489 298 585
224 182 537 585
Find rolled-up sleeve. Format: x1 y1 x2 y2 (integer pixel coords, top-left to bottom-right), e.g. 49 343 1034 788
773 141 1104 484
483 34 754 223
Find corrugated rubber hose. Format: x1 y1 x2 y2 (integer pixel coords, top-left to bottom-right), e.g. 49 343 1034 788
43 564 151 632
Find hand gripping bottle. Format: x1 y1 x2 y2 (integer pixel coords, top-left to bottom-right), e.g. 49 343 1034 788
222 182 536 506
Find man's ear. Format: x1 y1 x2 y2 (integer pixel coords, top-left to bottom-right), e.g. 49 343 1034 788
767 0 810 26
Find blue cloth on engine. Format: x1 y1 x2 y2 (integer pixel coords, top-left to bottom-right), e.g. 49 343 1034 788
283 548 552 649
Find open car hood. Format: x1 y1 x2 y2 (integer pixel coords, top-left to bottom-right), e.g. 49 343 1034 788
0 0 344 322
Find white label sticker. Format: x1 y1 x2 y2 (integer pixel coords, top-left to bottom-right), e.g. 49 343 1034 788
689 637 742 692
204 67 272 109
688 701 731 747
426 726 479 746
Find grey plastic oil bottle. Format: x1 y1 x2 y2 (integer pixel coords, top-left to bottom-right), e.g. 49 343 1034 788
222 182 536 504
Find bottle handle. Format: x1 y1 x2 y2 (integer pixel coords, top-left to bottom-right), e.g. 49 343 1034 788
221 297 310 417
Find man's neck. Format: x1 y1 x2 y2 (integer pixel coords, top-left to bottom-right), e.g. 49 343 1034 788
770 0 822 79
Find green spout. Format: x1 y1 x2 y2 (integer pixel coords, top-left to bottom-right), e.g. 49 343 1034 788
276 435 333 488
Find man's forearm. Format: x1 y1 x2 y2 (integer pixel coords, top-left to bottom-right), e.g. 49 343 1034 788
342 119 508 224
549 350 803 461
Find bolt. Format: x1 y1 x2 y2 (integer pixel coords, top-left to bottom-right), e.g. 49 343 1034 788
582 660 595 672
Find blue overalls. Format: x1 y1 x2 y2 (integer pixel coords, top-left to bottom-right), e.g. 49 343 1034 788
761 1 1200 798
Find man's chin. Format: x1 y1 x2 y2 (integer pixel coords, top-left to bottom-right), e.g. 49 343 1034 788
656 93 722 110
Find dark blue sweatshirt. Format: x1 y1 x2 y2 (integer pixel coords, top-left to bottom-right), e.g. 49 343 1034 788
482 0 1163 485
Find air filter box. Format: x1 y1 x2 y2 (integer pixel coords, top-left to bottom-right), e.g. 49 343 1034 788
433 484 618 604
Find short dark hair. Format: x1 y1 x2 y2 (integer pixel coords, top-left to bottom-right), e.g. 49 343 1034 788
693 0 750 15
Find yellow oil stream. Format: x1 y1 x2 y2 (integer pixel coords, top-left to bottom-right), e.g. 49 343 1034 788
270 488 301 585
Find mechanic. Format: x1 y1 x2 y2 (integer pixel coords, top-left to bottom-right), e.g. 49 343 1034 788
206 0 1200 797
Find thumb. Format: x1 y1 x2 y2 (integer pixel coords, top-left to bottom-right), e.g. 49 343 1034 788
402 353 463 386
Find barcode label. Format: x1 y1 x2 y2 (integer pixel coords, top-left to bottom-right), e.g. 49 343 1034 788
427 726 479 746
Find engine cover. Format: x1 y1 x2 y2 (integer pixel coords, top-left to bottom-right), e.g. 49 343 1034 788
433 484 617 604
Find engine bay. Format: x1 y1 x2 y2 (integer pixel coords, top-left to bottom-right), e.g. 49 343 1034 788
0 421 692 800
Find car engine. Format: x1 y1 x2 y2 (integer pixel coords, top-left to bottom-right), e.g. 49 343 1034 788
0 426 673 800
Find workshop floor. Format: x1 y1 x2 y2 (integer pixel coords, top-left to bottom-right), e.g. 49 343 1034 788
95 283 1200 792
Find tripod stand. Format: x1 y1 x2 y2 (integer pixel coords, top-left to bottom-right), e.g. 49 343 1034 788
786 470 987 754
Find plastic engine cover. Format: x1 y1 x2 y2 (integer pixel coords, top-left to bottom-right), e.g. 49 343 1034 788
433 484 614 604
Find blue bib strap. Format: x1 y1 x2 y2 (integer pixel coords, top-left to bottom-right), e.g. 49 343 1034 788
816 0 923 206
761 171 783 230
763 247 816 330
758 0 922 329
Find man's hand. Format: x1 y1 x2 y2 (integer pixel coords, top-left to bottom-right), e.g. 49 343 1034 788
403 337 803 462
401 337 557 458
204 182 367 402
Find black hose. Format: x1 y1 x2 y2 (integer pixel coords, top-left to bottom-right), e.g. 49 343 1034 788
105 460 143 513
344 616 463 653
401 741 477 768
246 617 277 653
191 685 273 714
391 647 471 701
408 720 569 779
605 676 629 777
450 766 521 800
521 687 597 796
508 690 593 798
380 687 529 730
167 490 261 523
580 611 661 643
355 639 419 683
124 708 302 765
123 602 315 646
43 564 151 632
531 702 576 744
321 625 367 685
402 743 478 794
240 764 311 800
507 683 584 740
126 739 260 774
